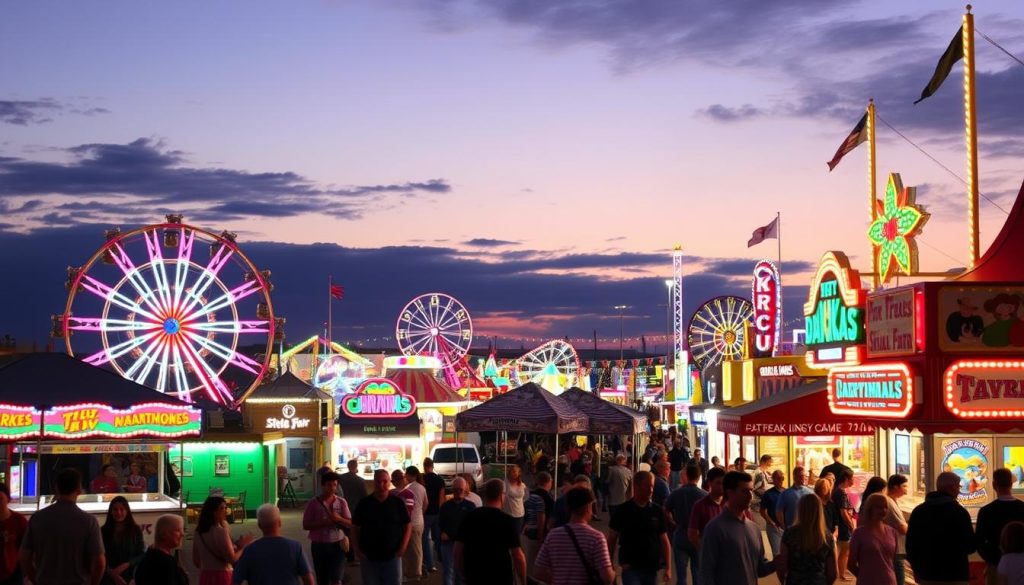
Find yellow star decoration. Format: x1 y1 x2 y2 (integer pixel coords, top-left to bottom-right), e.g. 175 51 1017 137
868 173 929 284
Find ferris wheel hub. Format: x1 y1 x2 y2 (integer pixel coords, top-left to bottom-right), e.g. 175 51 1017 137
162 318 181 335
430 327 439 336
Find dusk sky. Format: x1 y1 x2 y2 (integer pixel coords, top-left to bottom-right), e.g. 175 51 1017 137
2 1 1023 353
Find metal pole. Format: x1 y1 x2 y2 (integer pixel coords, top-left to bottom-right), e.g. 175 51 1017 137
963 6 980 268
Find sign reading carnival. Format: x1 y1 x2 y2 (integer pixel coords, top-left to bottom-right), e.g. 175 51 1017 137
804 251 866 367
751 260 782 358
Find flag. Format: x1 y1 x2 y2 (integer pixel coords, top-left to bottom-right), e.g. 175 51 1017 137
914 26 964 104
747 217 779 248
330 284 345 300
826 113 868 171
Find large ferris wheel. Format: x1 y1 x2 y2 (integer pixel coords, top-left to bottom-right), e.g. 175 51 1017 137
395 292 473 369
686 295 754 371
59 216 278 406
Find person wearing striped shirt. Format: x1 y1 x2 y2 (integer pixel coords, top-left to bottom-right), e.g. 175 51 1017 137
535 487 614 585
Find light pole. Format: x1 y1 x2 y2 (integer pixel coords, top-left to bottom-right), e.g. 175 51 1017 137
664 279 673 392
614 305 628 361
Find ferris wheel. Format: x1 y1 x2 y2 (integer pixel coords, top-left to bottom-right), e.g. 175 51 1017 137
687 295 754 371
514 340 581 391
395 293 473 369
59 216 277 406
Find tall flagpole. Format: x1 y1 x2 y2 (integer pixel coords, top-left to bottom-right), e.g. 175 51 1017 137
867 99 879 291
963 5 980 268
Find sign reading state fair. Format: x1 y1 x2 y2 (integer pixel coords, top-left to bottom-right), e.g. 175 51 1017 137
751 260 781 357
944 360 1024 418
343 378 416 418
804 252 866 367
43 403 202 439
828 365 913 418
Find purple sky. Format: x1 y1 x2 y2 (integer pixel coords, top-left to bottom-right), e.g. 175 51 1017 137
2 1 1023 351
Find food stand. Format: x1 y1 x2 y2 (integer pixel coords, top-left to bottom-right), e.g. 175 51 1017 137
334 377 422 479
0 353 202 544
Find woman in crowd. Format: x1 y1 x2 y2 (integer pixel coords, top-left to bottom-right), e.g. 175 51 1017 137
101 496 145 585
856 476 887 527
814 479 840 540
192 496 253 585
503 464 528 536
998 521 1024 585
0 482 27 585
134 514 189 585
849 493 897 585
776 494 837 585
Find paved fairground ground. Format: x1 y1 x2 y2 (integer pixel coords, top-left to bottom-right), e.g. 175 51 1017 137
183 506 804 585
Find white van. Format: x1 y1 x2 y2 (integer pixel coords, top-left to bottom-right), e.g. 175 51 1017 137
429 443 485 488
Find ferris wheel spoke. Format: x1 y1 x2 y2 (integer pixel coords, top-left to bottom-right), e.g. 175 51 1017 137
82 329 162 366
178 245 234 317
107 242 168 315
124 333 170 384
155 341 172 394
186 280 264 321
405 335 435 356
182 330 262 375
439 331 466 355
703 307 729 336
174 334 233 403
67 317 161 333
168 341 193 401
186 319 270 334
172 228 195 310
691 312 720 333
80 275 162 322
143 230 175 312
407 312 434 332
435 309 462 332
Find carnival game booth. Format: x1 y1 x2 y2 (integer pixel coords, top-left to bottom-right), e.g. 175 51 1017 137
335 377 423 479
455 382 589 487
0 353 201 543
241 371 333 502
560 387 647 474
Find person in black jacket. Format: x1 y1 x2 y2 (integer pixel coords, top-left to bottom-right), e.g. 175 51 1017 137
906 472 976 583
976 468 1024 585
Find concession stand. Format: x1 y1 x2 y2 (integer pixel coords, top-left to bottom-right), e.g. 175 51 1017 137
0 353 202 544
334 377 423 479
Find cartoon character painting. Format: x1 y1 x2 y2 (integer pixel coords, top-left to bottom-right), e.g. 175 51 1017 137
981 293 1024 347
945 297 985 343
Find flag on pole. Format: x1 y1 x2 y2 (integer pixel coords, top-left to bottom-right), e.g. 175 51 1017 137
914 26 964 104
747 217 779 248
330 284 345 300
826 113 868 171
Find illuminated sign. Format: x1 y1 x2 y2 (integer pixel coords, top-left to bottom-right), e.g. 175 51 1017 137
940 438 991 506
803 252 866 367
0 406 42 440
944 360 1024 418
313 355 366 393
868 173 929 284
43 403 202 439
866 288 922 357
751 260 781 357
342 378 416 418
383 355 442 371
828 364 914 418
719 419 875 436
266 403 312 430
758 364 795 377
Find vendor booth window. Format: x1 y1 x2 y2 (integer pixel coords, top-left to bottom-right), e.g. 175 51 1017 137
27 449 172 498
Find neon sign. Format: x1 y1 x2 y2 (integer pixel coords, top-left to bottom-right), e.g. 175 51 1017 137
866 288 921 357
342 378 416 418
804 252 866 367
266 403 312 430
0 406 42 440
43 403 202 439
944 360 1024 418
828 364 914 418
867 173 929 284
751 259 781 357
383 355 442 371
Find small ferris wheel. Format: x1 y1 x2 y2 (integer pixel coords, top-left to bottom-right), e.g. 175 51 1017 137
395 293 473 369
514 340 581 392
687 295 754 371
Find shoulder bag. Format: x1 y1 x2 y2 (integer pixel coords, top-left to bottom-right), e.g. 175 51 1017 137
562 525 603 585
318 496 350 553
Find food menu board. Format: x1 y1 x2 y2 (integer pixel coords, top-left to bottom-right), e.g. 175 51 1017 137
758 436 789 475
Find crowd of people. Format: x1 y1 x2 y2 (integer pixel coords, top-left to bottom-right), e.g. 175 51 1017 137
6 443 1024 585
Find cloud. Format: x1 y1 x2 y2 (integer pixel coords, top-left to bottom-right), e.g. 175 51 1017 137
0 98 110 125
0 225 811 349
462 238 521 247
698 104 764 122
702 258 814 277
0 138 452 228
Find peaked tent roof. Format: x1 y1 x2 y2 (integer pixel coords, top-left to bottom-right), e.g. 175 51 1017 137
248 371 332 401
0 352 193 409
455 382 588 434
385 369 465 404
560 387 647 434
956 178 1024 281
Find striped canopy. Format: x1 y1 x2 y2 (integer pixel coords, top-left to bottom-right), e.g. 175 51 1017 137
455 382 588 434
385 369 465 404
560 387 647 434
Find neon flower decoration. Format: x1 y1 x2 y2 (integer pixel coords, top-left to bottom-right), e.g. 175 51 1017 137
62 219 276 406
868 173 930 284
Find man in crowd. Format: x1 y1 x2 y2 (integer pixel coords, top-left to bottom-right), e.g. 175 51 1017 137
732 458 748 473
133 514 188 585
535 487 615 585
665 465 706 585
233 504 315 585
353 469 411 585
976 468 1024 585
687 467 727 551
402 466 428 582
833 469 857 580
907 472 976 585
551 475 592 529
885 474 910 585
759 469 786 557
439 477 476 585
421 458 446 575
607 455 633 517
455 479 526 585
523 472 554 570
750 455 772 526
339 459 368 521
690 450 709 489
667 439 690 489
776 466 814 529
820 448 852 482
698 471 774 585
20 468 105 585
653 461 672 508
609 471 672 585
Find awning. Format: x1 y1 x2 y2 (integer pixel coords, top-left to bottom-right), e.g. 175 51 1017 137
717 380 876 436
